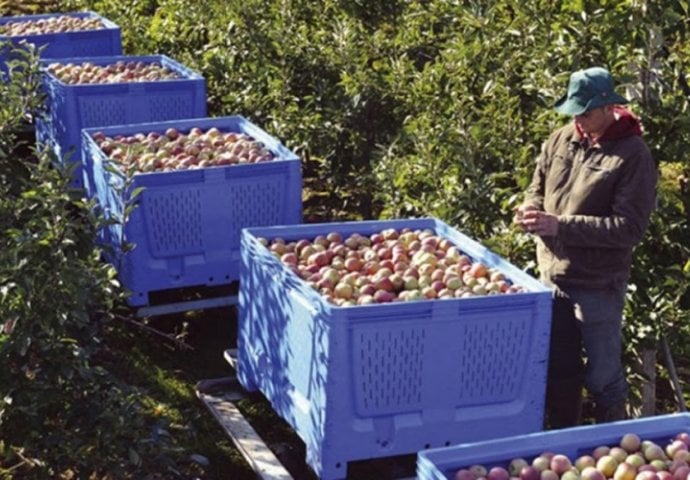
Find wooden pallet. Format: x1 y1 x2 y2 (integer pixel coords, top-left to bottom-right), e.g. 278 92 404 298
136 293 238 317
134 283 239 318
196 376 293 480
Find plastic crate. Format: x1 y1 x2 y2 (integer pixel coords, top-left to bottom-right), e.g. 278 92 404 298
417 413 690 480
0 11 121 81
237 218 554 480
81 115 302 307
35 54 206 187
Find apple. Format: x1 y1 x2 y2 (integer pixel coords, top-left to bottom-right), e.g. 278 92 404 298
470 465 488 478
420 286 436 299
532 456 551 472
643 444 668 462
611 447 631 463
550 454 572 475
621 433 643 453
667 441 688 460
334 282 353 300
675 433 690 448
581 467 607 480
671 465 690 480
626 454 646 469
357 294 375 305
455 470 476 480
576 455 597 471
280 252 297 266
596 455 619 478
614 462 638 480
520 466 541 480
468 262 488 278
488 467 509 480
509 459 530 477
593 446 611 460
540 470 559 480
406 289 423 301
373 289 394 303
636 472 660 480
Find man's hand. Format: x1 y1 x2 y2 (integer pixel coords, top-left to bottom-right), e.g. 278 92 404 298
514 205 559 237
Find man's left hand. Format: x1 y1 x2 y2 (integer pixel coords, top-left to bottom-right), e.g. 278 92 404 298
520 210 559 237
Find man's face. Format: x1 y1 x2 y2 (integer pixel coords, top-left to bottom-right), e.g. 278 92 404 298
574 106 611 136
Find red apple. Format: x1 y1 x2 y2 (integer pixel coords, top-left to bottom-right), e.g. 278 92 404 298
520 467 540 480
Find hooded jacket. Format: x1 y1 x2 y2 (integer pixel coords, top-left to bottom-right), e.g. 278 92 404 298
524 107 658 289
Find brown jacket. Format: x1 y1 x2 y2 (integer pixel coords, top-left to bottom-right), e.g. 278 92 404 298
524 119 657 289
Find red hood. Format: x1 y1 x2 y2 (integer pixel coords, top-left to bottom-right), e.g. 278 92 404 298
576 106 642 143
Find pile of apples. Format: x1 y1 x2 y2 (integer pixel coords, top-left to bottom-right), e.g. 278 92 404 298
1 15 104 36
453 431 690 480
91 126 276 173
260 227 526 306
46 60 180 85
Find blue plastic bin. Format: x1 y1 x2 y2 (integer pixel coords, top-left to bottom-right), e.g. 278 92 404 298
417 413 690 480
82 115 303 307
0 11 121 80
237 218 553 480
35 54 206 187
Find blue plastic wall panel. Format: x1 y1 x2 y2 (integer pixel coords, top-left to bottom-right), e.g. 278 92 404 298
82 116 302 307
237 218 554 480
0 11 121 80
35 54 206 187
417 413 690 480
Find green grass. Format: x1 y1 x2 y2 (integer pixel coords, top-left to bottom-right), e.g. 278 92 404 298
95 307 256 479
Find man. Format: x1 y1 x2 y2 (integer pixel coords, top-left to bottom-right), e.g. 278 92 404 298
514 66 657 427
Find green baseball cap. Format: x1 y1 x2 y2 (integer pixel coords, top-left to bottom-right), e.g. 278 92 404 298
554 67 628 115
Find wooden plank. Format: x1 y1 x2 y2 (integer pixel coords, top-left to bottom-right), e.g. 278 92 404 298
136 294 238 318
197 388 294 480
199 358 419 480
224 348 238 369
196 376 246 402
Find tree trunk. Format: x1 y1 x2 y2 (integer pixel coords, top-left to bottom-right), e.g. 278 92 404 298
635 348 657 417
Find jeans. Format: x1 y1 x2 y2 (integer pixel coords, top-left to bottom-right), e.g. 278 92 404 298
546 282 628 410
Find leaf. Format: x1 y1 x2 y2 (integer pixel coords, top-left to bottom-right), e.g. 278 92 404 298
189 453 210 466
128 447 141 466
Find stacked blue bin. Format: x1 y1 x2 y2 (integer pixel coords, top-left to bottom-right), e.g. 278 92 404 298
36 54 206 187
0 11 121 81
237 217 553 480
81 116 303 307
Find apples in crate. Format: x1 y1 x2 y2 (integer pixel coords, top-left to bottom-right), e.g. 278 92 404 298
260 226 528 306
0 15 105 36
449 430 690 480
89 126 276 173
239 218 552 480
46 60 181 84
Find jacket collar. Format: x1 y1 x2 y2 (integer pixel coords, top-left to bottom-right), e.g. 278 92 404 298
573 106 642 148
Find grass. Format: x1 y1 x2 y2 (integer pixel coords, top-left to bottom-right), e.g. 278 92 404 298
95 305 256 479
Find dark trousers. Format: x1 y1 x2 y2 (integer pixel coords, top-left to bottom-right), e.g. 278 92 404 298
545 283 628 428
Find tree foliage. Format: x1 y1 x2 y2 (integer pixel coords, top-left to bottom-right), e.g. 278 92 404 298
63 0 690 409
0 43 203 479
